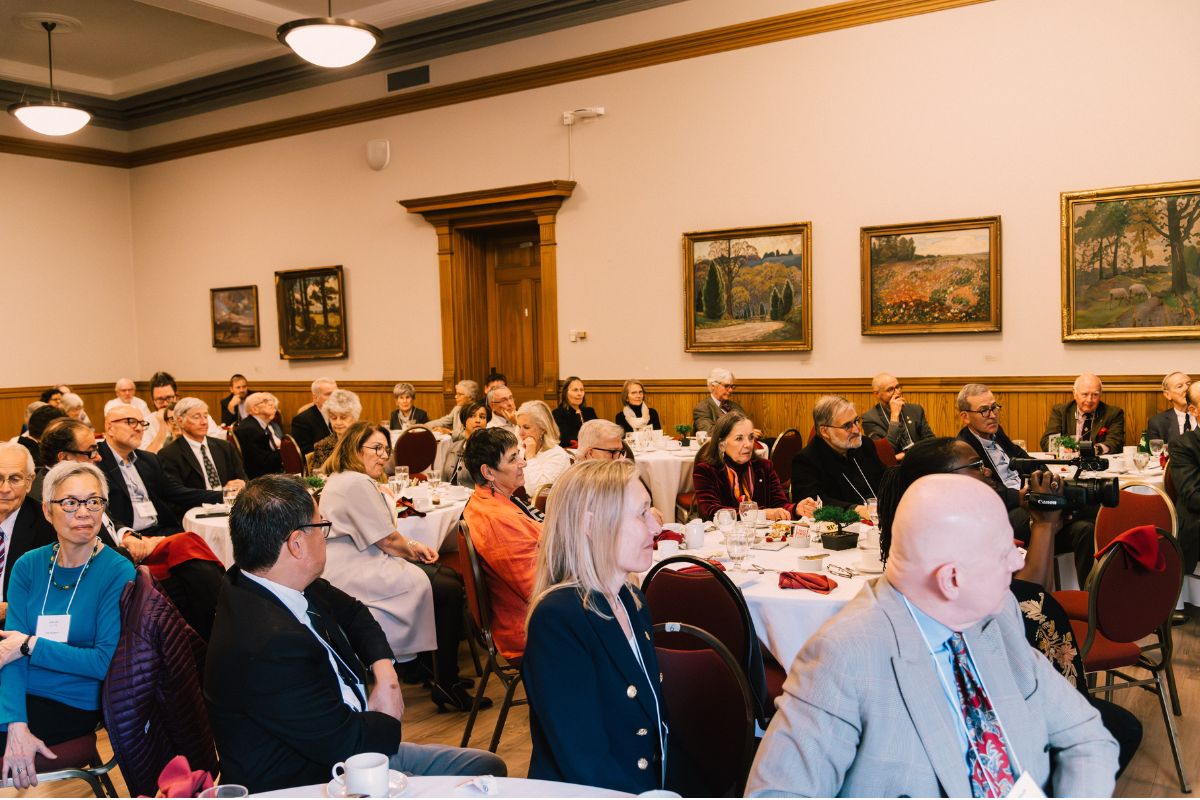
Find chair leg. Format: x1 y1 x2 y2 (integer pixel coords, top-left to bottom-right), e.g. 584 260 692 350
467 621 483 678
1154 670 1191 793
1103 671 1114 703
460 659 495 748
489 674 524 753
98 772 118 798
1159 626 1183 716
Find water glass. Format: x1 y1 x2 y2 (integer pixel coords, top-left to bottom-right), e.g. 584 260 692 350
738 500 759 525
1149 438 1165 459
696 430 709 446
222 485 239 507
1047 434 1060 456
625 433 638 454
1133 452 1150 472
395 466 409 487
725 524 753 571
714 508 736 536
865 497 879 528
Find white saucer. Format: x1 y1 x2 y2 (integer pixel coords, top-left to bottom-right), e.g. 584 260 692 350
326 770 408 797
856 561 885 575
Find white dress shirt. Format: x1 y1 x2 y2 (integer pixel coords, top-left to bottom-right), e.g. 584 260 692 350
185 436 219 490
105 396 152 417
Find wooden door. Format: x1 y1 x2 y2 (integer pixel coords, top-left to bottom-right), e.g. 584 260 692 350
486 226 542 401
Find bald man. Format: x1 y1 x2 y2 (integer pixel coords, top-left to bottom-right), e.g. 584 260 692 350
747 475 1117 797
861 373 935 456
1039 373 1125 454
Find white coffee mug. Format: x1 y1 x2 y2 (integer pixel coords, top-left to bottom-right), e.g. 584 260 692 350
658 540 679 557
332 752 389 798
684 520 706 549
859 547 884 573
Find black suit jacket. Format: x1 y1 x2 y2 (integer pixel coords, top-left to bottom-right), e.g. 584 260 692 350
2 497 56 600
1147 408 1194 447
218 393 248 426
861 401 936 450
1039 400 1125 453
290 405 331 456
16 436 38 467
790 435 886 510
97 442 220 536
1167 430 1200 574
205 569 400 793
235 417 284 479
956 425 1029 509
388 408 429 430
160 436 247 494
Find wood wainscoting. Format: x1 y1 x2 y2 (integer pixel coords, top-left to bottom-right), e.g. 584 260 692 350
1 375 1173 451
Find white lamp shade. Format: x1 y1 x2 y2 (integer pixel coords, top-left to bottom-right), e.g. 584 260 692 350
279 20 380 68
9 102 91 136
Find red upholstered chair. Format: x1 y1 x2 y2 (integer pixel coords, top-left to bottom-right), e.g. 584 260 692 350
393 426 438 475
457 523 525 752
873 437 898 467
643 556 774 728
653 622 756 797
533 484 552 513
29 730 116 798
770 428 803 494
1069 529 1188 792
279 434 306 475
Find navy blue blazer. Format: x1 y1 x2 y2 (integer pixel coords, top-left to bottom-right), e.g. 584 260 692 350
523 585 667 794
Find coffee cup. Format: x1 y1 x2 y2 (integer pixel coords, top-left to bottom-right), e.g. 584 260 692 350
331 752 389 798
1108 455 1127 474
658 540 679 557
684 520 706 549
859 546 884 573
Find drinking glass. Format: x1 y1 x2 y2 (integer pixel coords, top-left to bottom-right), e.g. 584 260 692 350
1149 438 1165 459
625 433 638 454
714 508 736 537
1046 434 1060 457
696 430 709 446
1133 452 1150 472
395 466 409 488
725 524 753 571
199 787 248 799
222 485 239 507
738 500 759 526
865 497 879 528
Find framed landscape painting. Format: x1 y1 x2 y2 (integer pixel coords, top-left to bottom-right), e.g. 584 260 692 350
275 265 348 360
684 222 812 352
210 285 259 348
860 216 1001 335
1062 179 1200 341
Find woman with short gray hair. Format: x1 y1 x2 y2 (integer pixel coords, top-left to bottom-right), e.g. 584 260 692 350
312 390 362 470
390 382 429 430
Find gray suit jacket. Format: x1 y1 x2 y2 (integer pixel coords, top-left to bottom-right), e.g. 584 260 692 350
692 396 746 434
746 578 1117 798
1147 407 1194 447
861 401 935 450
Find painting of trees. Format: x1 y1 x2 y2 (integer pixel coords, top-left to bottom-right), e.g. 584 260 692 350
275 265 348 359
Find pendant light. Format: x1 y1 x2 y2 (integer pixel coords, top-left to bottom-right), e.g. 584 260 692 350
277 1 383 68
8 21 91 137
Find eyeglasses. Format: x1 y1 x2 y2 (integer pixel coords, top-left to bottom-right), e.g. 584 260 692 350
966 404 1003 417
590 447 625 459
63 447 100 459
718 383 736 390
361 443 390 457
0 473 30 488
881 384 901 394
113 418 150 430
826 564 858 579
823 417 863 433
297 521 333 539
47 497 107 513
951 459 988 474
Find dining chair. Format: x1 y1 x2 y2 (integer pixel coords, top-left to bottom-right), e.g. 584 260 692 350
457 522 526 752
643 555 773 728
533 484 553 513
278 434 306 475
873 437 898 467
1068 528 1188 792
27 729 118 798
393 427 438 475
769 428 803 494
653 622 756 797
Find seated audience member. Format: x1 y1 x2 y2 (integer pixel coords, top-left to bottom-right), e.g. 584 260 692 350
101 404 221 559
694 412 816 522
1148 371 1195 446
103 378 151 417
0 444 56 625
32 419 100 501
615 379 661 433
428 380 481 439
58 393 88 429
312 389 361 470
692 368 746 435
517 401 570 496
876 438 1143 774
1039 372 1125 454
389 383 429 430
139 371 178 453
22 406 66 467
791 395 885 518
205 474 504 794
0 462 136 790
319 423 475 711
291 378 337 456
440 402 490 488
461 428 542 661
576 419 627 462
1166 381 1200 576
486 385 519 435
551 376 597 448
524 460 672 794
746 474 1118 797
483 371 507 395
861 372 935 457
160 398 247 495
235 393 285 479
219 374 250 426
38 389 61 408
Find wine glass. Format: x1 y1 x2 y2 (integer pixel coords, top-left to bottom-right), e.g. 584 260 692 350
738 500 759 526
725 523 753 572
1149 439 1165 461
625 433 638 454
714 508 736 538
1133 452 1150 472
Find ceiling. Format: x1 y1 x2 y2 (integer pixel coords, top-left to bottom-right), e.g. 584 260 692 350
0 0 677 130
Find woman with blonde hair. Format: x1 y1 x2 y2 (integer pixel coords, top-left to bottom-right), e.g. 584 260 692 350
522 459 669 794
516 400 570 495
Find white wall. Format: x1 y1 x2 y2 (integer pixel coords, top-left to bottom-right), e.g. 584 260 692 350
17 0 1200 385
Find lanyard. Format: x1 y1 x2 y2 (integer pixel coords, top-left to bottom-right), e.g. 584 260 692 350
41 541 99 618
842 457 876 505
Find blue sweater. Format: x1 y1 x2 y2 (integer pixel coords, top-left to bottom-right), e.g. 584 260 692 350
0 544 134 726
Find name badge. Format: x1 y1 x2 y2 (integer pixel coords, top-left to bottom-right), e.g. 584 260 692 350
1007 771 1046 798
35 614 71 643
133 500 158 518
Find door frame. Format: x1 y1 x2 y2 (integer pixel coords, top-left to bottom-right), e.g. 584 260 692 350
400 180 575 406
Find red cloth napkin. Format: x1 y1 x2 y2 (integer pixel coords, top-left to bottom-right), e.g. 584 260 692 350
653 530 684 550
143 532 222 582
1095 524 1165 572
679 558 726 574
150 754 214 798
396 496 427 519
778 572 838 593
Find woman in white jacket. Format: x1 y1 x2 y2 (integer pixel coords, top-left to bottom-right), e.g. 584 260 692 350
516 400 571 498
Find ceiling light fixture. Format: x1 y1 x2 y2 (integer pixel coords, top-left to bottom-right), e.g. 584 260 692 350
8 21 91 137
277 2 383 68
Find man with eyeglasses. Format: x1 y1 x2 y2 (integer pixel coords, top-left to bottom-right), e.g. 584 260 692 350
0 443 55 625
103 377 152 418
235 393 286 479
206 474 505 793
160 398 247 498
485 386 520 435
693 368 749 435
791 395 886 519
575 420 666 524
862 373 936 459
1038 373 1125 455
1147 371 1195 447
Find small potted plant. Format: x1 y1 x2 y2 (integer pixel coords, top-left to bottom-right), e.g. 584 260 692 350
675 424 692 447
1056 435 1079 459
812 506 861 550
303 474 325 499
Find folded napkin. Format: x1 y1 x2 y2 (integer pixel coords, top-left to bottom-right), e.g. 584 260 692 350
653 530 684 550
396 496 427 519
1095 524 1165 572
778 572 838 593
151 755 214 798
679 557 726 574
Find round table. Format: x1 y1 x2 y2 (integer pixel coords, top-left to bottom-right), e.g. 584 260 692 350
250 775 630 797
634 447 698 520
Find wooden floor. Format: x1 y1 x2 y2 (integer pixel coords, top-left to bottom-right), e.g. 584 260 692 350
4 621 1198 798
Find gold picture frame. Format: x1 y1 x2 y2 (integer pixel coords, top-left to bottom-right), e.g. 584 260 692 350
860 216 1001 335
275 265 348 360
1062 179 1200 341
684 222 812 352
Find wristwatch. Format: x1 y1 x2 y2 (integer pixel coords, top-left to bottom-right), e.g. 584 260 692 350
19 637 32 658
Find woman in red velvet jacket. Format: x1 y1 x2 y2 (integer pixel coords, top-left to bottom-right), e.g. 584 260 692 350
691 412 818 522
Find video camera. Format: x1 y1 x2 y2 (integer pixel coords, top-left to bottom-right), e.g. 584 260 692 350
1010 441 1120 513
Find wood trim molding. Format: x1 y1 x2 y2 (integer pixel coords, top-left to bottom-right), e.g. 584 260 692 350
399 181 578 216
0 136 131 169
1 0 990 169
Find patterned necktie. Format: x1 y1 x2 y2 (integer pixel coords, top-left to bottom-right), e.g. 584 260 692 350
1080 413 1093 441
948 633 1016 797
720 400 732 413
200 443 221 490
0 530 7 600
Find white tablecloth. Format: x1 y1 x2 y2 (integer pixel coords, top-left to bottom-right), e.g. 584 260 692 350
251 775 630 797
634 447 698 519
389 429 453 476
183 507 234 567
